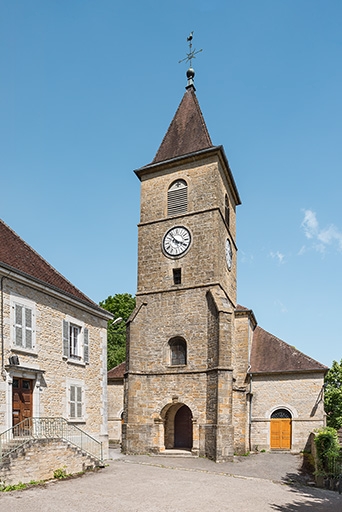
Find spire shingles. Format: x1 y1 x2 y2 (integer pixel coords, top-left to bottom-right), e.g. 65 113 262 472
152 86 213 164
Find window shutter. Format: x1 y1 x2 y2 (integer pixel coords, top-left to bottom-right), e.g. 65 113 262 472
84 328 89 363
70 385 75 418
63 320 69 358
76 387 82 418
25 308 33 349
15 304 23 347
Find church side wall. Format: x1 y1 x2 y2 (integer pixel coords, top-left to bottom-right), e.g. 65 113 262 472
251 373 325 452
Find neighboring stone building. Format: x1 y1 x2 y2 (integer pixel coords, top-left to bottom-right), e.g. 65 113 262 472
120 67 328 461
107 361 125 444
0 219 112 456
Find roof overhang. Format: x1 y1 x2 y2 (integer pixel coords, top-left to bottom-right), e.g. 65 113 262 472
0 264 113 321
248 368 329 376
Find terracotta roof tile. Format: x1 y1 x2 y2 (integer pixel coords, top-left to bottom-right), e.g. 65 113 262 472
107 361 125 379
152 86 213 164
0 219 96 306
250 326 328 374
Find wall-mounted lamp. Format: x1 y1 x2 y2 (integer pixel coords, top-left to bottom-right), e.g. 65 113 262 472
111 317 123 326
9 355 20 366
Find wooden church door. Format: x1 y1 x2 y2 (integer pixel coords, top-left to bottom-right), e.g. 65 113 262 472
174 405 192 449
12 378 33 431
270 409 292 450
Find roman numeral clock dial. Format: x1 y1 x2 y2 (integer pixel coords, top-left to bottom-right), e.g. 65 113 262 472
163 226 191 257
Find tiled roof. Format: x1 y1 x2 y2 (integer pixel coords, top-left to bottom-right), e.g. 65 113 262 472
0 219 96 306
250 326 328 374
107 361 125 380
152 85 213 164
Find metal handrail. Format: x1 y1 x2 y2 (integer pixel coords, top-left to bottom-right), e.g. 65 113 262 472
0 417 103 464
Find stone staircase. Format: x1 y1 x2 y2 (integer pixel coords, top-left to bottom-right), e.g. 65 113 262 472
0 417 103 466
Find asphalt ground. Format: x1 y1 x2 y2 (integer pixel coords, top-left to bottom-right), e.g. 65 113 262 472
0 451 341 511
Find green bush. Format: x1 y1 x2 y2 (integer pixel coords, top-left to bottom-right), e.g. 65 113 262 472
314 427 341 477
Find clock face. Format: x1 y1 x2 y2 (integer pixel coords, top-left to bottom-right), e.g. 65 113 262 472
163 226 191 257
225 238 232 270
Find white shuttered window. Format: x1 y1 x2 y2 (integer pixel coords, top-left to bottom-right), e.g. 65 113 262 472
13 301 35 349
70 385 83 419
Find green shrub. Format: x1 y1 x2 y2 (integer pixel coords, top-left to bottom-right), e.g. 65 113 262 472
314 427 341 477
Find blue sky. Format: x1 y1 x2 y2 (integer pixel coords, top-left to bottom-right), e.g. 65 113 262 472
1 1 341 368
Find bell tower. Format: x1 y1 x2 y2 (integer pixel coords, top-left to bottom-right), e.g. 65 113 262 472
123 42 242 461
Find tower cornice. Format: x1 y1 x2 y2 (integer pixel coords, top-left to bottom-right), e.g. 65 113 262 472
135 145 241 206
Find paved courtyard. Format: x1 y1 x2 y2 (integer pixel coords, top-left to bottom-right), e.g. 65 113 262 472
0 451 341 511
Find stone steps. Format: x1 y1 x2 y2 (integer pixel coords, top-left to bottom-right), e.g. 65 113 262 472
154 449 197 458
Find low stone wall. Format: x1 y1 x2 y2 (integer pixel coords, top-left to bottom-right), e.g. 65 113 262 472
0 438 99 486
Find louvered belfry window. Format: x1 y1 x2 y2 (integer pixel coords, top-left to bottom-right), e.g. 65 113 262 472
168 180 188 217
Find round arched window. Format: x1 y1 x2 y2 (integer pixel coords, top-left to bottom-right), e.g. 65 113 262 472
271 409 292 419
168 180 188 216
169 337 187 366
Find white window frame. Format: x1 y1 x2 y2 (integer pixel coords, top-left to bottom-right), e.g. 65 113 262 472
10 295 36 352
69 323 81 360
63 316 89 364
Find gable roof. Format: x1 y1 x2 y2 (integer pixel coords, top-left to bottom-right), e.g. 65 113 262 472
107 361 125 380
250 326 328 374
0 219 101 309
152 85 213 164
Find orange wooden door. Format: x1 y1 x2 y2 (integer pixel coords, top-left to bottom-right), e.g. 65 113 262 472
12 378 33 429
270 419 291 449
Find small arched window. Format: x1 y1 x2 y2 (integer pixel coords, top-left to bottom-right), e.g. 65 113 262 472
225 195 230 227
169 337 187 366
168 180 188 217
271 409 292 419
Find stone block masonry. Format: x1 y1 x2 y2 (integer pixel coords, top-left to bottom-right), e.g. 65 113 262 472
0 439 100 485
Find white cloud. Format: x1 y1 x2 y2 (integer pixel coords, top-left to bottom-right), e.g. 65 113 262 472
274 299 288 313
301 209 319 239
300 209 342 254
270 251 285 264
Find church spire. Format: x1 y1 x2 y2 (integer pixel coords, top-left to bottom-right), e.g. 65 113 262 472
152 33 211 164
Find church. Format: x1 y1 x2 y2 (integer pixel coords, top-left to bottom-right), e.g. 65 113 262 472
120 62 327 462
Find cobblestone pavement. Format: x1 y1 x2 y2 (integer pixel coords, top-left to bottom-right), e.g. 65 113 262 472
0 451 341 511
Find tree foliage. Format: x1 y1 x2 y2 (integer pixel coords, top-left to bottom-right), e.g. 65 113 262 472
324 359 342 430
99 293 136 371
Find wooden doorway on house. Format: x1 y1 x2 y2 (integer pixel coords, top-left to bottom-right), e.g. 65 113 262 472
174 404 192 449
270 409 292 450
12 377 33 433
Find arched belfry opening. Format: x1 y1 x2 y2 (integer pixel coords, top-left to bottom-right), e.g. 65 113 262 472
162 403 193 450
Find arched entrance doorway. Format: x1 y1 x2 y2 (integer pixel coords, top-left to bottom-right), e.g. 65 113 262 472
270 408 292 450
174 405 192 449
163 403 193 450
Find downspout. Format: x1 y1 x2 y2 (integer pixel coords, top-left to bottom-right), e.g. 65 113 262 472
1 275 5 379
247 316 253 452
248 370 253 452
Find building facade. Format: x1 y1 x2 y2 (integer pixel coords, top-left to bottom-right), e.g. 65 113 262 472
0 220 112 455
121 72 327 461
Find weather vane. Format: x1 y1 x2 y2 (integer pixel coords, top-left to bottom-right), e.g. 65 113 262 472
178 31 203 68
